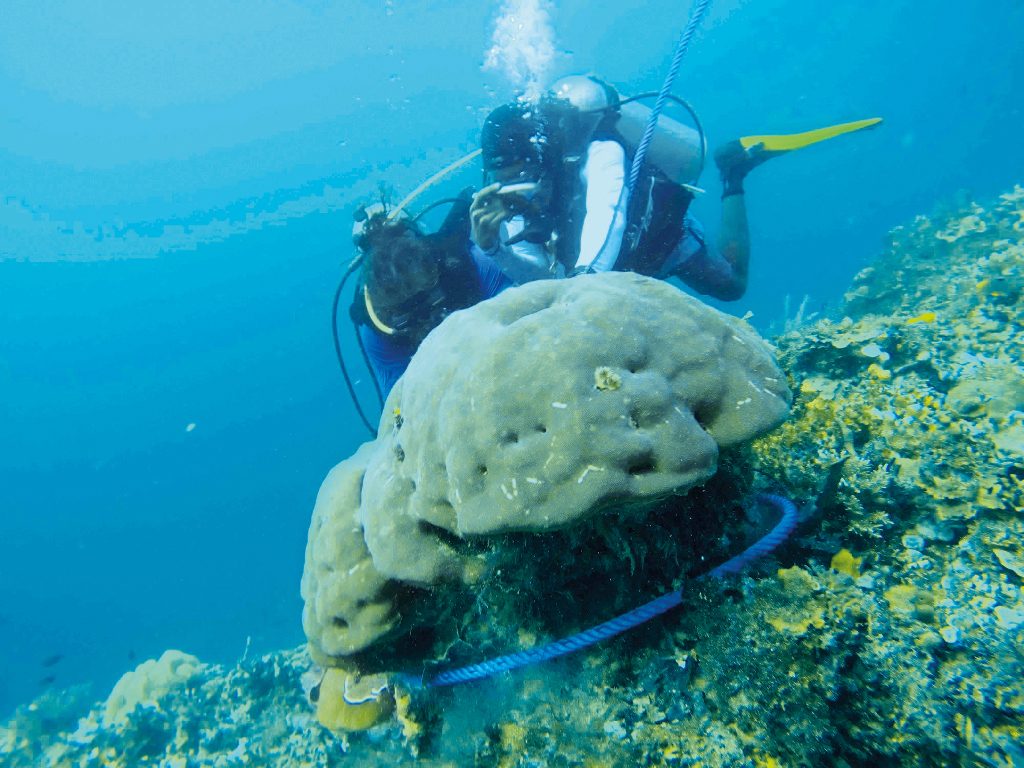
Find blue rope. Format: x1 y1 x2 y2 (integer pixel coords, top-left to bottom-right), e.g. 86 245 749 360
423 590 684 688
625 0 712 193
402 492 798 689
705 494 798 579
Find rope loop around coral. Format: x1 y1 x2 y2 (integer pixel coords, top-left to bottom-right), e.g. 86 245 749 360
397 492 798 690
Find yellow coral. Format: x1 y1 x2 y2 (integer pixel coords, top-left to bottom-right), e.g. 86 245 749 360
594 366 622 391
935 206 988 242
768 609 826 636
395 688 422 747
884 584 942 623
977 484 1004 510
884 584 918 614
866 363 891 380
104 650 203 726
993 548 1024 579
661 743 682 760
906 311 936 325
767 567 827 635
499 722 528 752
776 565 821 594
830 548 862 578
315 668 393 732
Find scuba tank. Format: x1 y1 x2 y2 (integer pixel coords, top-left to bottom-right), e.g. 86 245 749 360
614 101 703 185
547 75 706 276
548 75 706 185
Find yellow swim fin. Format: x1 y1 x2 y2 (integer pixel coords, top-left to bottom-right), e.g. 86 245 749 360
739 117 883 153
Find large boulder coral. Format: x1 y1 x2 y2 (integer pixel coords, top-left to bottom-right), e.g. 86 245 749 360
302 444 398 659
303 272 790 664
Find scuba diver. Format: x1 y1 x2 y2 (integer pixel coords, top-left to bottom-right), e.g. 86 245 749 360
347 189 512 401
473 74 881 300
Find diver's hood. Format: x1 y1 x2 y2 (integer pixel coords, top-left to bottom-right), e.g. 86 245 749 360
480 102 545 172
352 189 477 336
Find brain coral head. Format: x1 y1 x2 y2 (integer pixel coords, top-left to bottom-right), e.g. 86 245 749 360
301 273 791 661
358 272 791 584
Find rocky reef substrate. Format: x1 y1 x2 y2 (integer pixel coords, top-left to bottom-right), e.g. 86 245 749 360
3 187 1022 767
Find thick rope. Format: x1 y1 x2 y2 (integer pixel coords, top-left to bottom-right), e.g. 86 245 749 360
626 0 712 193
421 590 684 688
402 492 798 689
705 494 798 578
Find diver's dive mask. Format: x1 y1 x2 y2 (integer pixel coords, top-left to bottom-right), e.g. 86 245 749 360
372 273 448 336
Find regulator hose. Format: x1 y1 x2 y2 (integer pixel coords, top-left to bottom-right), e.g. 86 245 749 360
331 256 382 437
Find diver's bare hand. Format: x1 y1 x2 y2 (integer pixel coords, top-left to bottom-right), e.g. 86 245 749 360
470 183 511 251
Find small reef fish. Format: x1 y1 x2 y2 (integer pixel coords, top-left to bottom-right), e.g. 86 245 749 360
41 654 63 667
906 311 936 325
39 675 56 686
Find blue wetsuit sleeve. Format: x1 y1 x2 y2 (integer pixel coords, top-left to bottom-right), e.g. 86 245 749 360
471 245 514 298
358 323 414 399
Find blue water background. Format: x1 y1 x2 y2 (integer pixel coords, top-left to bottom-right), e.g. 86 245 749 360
1 0 1021 715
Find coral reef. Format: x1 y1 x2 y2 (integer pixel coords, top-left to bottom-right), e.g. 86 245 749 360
0 649 342 768
103 650 203 726
3 187 1022 767
304 271 790 665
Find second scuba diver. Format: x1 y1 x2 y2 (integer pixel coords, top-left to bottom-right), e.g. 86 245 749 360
350 190 514 398
342 79 879 414
472 75 880 300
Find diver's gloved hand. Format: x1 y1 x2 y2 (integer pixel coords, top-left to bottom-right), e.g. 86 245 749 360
714 140 774 198
470 183 512 251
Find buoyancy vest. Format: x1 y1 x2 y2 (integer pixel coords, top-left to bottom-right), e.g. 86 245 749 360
615 167 695 276
541 126 695 277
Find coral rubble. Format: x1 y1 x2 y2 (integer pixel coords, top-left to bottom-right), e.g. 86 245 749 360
3 187 1022 767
